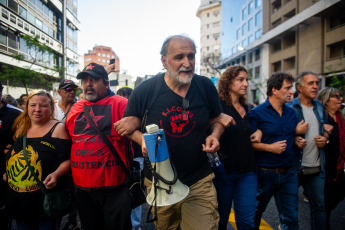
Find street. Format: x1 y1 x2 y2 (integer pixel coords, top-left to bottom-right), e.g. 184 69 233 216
140 187 345 230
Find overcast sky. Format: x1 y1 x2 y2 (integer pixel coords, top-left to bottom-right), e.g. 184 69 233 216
77 0 201 78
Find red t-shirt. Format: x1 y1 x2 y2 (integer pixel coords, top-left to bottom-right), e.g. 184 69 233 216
66 95 129 189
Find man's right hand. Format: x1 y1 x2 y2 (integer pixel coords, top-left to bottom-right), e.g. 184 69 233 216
141 135 148 157
269 140 287 154
296 120 309 135
114 116 141 136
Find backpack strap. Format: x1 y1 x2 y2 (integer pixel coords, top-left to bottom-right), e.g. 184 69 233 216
141 73 164 132
193 75 210 109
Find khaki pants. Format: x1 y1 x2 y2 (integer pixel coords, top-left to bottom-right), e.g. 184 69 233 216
145 173 219 230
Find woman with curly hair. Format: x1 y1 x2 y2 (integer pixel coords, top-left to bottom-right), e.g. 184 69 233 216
317 87 345 230
214 66 259 230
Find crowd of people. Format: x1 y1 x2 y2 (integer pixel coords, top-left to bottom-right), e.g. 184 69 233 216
0 34 344 230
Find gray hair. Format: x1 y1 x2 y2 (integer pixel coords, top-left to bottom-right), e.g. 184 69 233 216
295 71 318 92
160 35 197 56
317 87 342 109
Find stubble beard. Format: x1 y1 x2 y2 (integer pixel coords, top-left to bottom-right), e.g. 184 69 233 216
167 69 194 85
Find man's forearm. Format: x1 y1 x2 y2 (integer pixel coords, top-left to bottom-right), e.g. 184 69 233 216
209 121 225 140
126 130 143 146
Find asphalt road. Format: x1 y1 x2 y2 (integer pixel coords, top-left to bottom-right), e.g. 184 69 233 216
139 187 345 230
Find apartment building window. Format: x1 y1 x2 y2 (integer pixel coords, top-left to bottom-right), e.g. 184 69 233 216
102 59 106 62
107 54 110 58
248 35 254 44
248 18 253 31
207 13 210 17
232 47 235 55
102 54 105 57
248 52 253 64
98 58 101 61
36 18 43 30
213 22 220 27
255 11 262 26
330 16 345 30
8 30 18 50
284 57 295 70
242 24 246 36
213 33 220 40
0 26 6 46
8 0 18 12
255 29 262 39
255 0 262 8
19 36 27 54
328 40 345 60
98 53 101 56
236 28 240 40
242 39 247 47
28 11 35 25
85 58 92 62
112 55 115 58
18 19 23 27
248 1 254 15
19 5 27 19
207 35 209 39
255 49 260 61
272 0 282 13
10 14 16 24
242 8 246 20
273 61 281 72
213 10 220 17
254 66 260 79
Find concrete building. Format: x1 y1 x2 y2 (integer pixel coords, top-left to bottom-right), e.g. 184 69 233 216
218 0 345 102
0 0 80 98
196 0 222 79
83 45 120 72
83 45 134 93
217 0 265 103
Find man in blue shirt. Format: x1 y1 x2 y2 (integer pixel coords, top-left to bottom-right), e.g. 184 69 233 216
287 71 328 230
248 72 303 230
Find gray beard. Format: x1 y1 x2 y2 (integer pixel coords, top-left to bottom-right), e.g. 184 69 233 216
85 94 98 102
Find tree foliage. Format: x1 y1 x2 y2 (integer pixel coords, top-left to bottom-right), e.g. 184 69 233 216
201 52 222 76
0 34 65 94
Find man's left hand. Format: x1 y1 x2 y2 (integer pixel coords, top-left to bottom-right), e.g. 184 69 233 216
202 135 220 153
315 135 328 148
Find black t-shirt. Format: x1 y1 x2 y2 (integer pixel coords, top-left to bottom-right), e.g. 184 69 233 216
125 74 222 186
5 124 71 219
324 115 340 180
218 101 258 173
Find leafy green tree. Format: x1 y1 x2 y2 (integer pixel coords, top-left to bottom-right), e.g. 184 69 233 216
0 34 65 94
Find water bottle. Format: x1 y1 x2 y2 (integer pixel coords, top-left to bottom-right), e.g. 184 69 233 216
207 152 221 167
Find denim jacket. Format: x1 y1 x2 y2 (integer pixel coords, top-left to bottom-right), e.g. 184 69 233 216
286 96 328 172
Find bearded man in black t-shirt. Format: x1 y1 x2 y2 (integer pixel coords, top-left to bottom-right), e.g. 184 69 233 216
115 35 234 230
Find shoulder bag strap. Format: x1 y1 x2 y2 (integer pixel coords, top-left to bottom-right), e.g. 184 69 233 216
22 134 47 195
83 105 130 177
141 74 164 132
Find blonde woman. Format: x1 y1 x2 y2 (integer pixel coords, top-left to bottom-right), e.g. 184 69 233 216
4 90 71 230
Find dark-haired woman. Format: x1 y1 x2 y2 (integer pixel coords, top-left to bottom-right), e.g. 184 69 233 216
317 87 345 230
214 66 259 230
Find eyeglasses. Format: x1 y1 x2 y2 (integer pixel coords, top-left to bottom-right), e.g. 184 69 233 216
65 87 77 93
332 95 343 100
181 97 189 121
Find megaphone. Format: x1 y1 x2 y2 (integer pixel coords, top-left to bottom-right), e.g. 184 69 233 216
143 124 189 206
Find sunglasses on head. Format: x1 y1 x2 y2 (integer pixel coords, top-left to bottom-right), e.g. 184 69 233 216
65 87 77 92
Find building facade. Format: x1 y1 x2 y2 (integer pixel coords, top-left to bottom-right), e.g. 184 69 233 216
218 0 345 102
0 0 79 98
196 0 222 79
83 45 120 72
218 0 264 103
